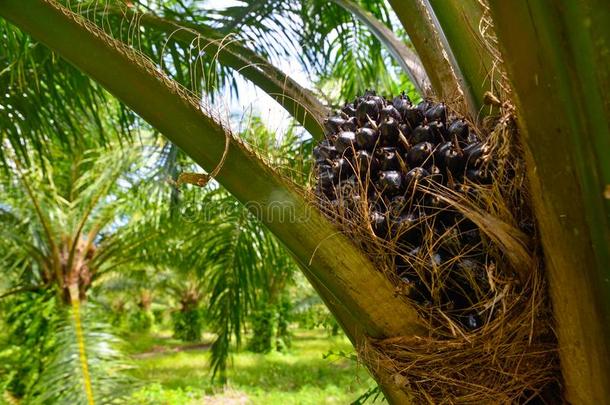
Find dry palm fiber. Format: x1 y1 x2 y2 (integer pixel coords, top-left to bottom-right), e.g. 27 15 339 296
311 91 559 403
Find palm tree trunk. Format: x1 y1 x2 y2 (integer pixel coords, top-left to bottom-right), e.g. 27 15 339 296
487 1 610 402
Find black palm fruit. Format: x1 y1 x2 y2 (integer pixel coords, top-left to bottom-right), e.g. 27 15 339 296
466 168 492 184
313 92 497 330
434 141 453 169
417 99 434 114
404 167 430 188
369 94 385 109
343 116 358 132
380 117 400 145
429 165 445 185
423 193 444 213
463 142 488 168
378 170 403 195
429 121 448 142
313 140 337 161
335 131 356 154
407 142 435 168
464 313 482 330
443 145 466 177
404 106 424 129
318 170 336 190
342 103 356 117
425 102 447 123
398 122 411 138
370 210 388 236
411 125 434 144
354 150 378 177
356 99 380 123
332 157 353 179
324 116 346 134
392 93 411 116
381 104 402 121
448 119 469 141
355 127 378 150
377 147 401 171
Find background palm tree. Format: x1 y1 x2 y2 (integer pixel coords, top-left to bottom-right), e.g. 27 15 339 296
0 141 158 402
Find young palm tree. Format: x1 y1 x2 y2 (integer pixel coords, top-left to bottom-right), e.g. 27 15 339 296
0 0 608 403
0 146 155 302
0 143 159 402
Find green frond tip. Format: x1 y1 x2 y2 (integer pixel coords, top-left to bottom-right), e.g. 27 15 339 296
30 302 135 405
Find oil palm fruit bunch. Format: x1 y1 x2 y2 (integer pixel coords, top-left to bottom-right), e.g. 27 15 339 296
313 90 494 330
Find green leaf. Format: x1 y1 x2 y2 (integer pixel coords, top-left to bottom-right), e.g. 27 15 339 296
330 0 429 95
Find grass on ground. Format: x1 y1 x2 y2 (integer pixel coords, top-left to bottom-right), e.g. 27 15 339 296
124 329 376 404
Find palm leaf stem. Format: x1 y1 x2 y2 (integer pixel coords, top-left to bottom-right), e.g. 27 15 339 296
68 283 95 405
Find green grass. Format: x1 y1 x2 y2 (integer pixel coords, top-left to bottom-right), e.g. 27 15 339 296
125 329 376 404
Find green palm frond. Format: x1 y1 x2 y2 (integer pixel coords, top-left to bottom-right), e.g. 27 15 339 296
143 117 304 381
146 0 298 63
0 19 135 165
29 304 135 405
299 0 414 102
203 198 270 382
330 0 429 95
0 290 60 398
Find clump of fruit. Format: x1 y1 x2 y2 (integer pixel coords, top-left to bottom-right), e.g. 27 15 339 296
313 90 494 330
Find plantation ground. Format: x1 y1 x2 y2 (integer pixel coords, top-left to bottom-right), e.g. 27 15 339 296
125 329 375 404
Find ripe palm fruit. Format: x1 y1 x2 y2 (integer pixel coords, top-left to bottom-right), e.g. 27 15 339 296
342 103 356 117
411 125 435 144
380 117 400 145
404 105 424 129
405 167 430 189
331 157 353 179
324 116 346 133
377 147 401 171
314 91 495 329
378 170 403 195
354 150 378 177
407 142 435 168
335 131 356 154
424 102 447 123
355 127 378 150
313 139 337 162
381 104 402 121
463 142 488 168
448 119 469 141
370 210 388 236
356 99 380 123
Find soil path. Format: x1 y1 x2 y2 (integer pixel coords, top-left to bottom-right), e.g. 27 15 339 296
132 341 211 358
